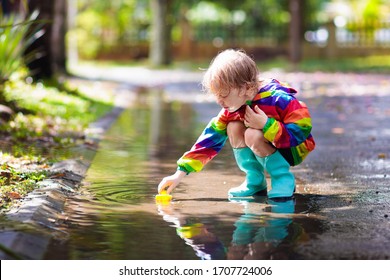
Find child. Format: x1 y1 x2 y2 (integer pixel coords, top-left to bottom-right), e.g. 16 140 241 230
157 49 315 199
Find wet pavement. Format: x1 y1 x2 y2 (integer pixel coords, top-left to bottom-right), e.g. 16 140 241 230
2 65 390 259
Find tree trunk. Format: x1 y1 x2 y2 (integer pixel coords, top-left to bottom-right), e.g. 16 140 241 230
0 0 25 14
150 0 172 66
289 0 303 65
26 0 67 79
51 0 67 75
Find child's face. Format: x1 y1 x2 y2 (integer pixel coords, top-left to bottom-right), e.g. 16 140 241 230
214 87 251 112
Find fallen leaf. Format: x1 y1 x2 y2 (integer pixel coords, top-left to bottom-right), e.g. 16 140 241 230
50 173 65 178
8 191 22 199
378 153 387 159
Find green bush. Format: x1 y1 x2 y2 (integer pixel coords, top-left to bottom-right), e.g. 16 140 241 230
0 10 43 84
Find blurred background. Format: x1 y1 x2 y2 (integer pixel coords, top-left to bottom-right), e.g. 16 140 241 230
2 0 390 80
2 1 390 261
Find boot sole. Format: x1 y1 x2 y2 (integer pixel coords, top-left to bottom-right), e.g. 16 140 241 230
228 188 268 198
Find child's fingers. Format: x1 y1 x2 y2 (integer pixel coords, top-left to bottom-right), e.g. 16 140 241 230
246 105 254 112
158 179 170 193
254 106 267 117
166 184 176 194
245 105 254 119
158 177 178 194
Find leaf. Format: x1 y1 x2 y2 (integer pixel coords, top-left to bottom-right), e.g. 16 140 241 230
0 12 44 81
8 191 22 199
50 173 66 178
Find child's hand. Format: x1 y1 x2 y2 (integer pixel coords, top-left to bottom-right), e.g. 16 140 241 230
157 170 186 194
244 105 268 129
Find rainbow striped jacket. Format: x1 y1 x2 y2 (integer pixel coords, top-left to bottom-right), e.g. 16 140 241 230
177 79 315 173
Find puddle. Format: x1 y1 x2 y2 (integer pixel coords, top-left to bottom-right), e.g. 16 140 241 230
42 91 328 260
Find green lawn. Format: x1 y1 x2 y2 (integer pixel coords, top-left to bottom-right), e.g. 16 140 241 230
0 72 115 211
77 54 390 74
258 55 390 73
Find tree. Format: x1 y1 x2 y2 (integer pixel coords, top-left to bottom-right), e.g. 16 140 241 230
149 0 173 66
289 0 303 64
26 0 67 79
0 0 25 14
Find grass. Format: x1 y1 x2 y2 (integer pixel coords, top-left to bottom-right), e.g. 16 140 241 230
76 54 390 73
0 154 48 211
1 71 114 142
257 55 390 73
0 70 115 212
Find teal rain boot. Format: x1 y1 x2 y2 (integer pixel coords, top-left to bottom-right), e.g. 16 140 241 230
259 150 295 199
228 147 267 197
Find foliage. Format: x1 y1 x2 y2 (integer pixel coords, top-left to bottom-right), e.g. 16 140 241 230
186 0 290 43
0 10 43 84
73 0 330 59
362 0 382 21
0 72 114 142
0 72 115 211
0 2 116 213
186 2 232 24
0 153 48 211
74 0 150 59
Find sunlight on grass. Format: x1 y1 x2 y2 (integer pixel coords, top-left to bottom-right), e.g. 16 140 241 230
0 72 115 211
74 54 390 74
260 55 390 73
3 74 114 126
0 69 115 147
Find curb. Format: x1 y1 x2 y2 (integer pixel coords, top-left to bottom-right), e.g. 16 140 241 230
0 89 131 259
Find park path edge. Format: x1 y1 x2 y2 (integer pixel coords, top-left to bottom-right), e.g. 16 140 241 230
0 83 133 260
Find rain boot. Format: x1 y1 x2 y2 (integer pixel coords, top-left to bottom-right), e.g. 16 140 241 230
257 150 295 199
228 147 267 197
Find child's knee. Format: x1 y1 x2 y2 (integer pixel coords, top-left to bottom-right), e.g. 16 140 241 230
227 121 246 147
227 121 246 136
244 128 264 147
245 128 275 156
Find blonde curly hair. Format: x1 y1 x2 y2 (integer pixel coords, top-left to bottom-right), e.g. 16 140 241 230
202 49 259 96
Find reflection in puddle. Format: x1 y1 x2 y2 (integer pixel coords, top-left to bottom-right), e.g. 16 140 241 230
42 90 327 260
157 195 325 260
230 199 296 259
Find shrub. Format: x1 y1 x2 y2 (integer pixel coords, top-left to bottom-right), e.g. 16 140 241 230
0 10 43 84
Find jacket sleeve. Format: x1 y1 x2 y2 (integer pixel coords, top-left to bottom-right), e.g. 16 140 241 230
177 109 228 174
262 91 313 149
